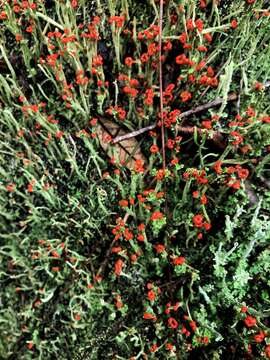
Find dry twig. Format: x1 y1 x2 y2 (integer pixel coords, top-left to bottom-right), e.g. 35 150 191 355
112 93 237 144
159 0 165 171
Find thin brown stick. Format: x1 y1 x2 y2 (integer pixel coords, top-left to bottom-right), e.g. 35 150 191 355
176 93 237 121
159 0 165 171
112 93 237 143
176 126 220 136
112 124 156 143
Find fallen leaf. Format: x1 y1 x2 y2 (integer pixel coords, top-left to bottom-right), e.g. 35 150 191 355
96 120 146 170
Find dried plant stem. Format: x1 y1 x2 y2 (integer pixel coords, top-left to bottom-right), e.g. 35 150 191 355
159 0 166 171
112 124 156 143
113 93 238 144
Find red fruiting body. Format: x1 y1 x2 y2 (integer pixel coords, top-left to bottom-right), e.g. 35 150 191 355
168 317 178 329
244 315 257 328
